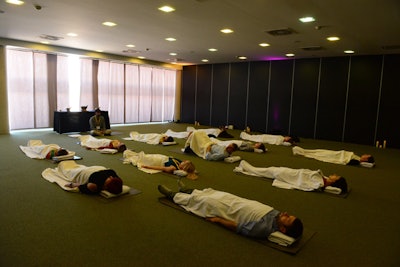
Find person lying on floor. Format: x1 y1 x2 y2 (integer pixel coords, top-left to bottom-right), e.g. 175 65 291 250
186 126 234 138
57 161 124 195
209 137 266 153
158 184 303 239
78 135 126 152
184 130 238 161
234 160 348 194
129 131 174 145
292 146 375 166
19 140 70 159
123 150 198 180
240 131 299 146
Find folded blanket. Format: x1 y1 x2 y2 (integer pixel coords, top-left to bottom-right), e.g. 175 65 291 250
100 185 131 198
360 162 375 168
268 231 296 246
162 141 177 146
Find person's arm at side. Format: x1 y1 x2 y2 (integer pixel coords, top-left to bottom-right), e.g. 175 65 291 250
89 117 95 130
141 165 176 173
100 116 107 130
206 217 238 232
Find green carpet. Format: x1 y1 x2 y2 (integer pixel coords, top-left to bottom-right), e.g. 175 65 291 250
1 123 399 267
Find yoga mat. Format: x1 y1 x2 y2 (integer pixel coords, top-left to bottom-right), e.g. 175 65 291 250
97 187 142 203
158 197 316 254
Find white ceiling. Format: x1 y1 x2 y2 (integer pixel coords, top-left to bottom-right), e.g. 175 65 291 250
1 0 399 65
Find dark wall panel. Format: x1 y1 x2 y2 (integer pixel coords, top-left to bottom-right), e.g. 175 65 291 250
344 56 382 145
267 60 293 135
376 54 400 148
291 58 320 138
228 62 249 130
195 65 212 125
247 61 270 133
316 57 349 141
181 66 197 123
210 63 229 127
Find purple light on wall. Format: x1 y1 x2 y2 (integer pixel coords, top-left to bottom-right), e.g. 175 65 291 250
260 56 288 61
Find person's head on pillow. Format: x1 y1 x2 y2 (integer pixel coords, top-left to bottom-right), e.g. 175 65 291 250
165 136 174 142
254 142 266 152
104 176 123 194
324 174 348 194
360 154 374 163
226 143 238 154
276 212 303 238
56 148 68 156
110 140 126 152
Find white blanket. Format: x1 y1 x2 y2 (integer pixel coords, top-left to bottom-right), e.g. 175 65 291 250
19 140 75 159
210 137 243 148
234 160 324 191
78 135 112 149
129 131 165 145
292 146 358 165
268 231 296 246
164 129 190 139
184 131 215 159
123 150 170 174
186 126 221 137
240 132 285 145
41 161 130 197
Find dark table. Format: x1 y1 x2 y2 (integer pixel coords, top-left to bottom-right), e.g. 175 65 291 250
53 111 110 134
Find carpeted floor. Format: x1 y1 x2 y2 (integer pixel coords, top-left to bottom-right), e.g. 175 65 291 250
0 122 399 267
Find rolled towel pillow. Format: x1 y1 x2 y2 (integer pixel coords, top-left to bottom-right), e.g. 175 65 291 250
360 162 375 168
324 186 342 195
268 231 296 246
173 170 188 177
224 156 241 163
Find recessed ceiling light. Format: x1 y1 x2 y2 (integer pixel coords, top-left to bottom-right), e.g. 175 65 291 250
220 28 234 34
102 21 117 27
67 33 78 37
6 0 24 5
138 56 146 59
344 50 355 54
327 36 340 41
169 52 177 56
126 44 135 48
299 16 315 23
286 53 295 57
40 41 50 44
259 43 270 47
158 6 175 12
208 48 218 52
237 56 247 60
165 37 176 42
202 59 209 62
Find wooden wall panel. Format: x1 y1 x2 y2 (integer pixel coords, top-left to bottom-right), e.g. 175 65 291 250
181 66 196 123
247 61 270 133
316 57 349 141
228 62 249 130
267 60 293 135
210 63 229 127
195 65 212 125
344 56 382 145
376 54 400 148
290 58 320 138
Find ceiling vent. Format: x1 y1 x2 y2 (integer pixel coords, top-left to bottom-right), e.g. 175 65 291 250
122 49 140 54
266 28 297 36
39 34 63 41
382 45 400 50
301 46 324 51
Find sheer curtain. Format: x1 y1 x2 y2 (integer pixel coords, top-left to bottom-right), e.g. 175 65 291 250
7 48 177 130
56 55 69 112
138 65 152 122
125 64 139 123
98 61 125 124
7 49 35 130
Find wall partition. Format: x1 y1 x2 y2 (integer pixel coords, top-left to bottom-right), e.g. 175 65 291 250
181 54 400 148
